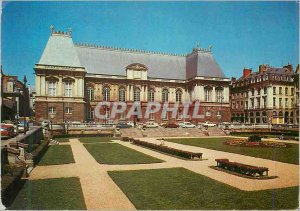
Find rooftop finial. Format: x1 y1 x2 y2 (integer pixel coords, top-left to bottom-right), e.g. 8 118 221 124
196 42 200 49
50 25 54 35
208 45 212 52
68 27 72 37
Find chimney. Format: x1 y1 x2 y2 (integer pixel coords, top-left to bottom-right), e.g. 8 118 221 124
259 64 267 74
283 64 293 73
243 68 252 77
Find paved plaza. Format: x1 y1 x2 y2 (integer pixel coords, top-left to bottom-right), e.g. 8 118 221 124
28 137 299 210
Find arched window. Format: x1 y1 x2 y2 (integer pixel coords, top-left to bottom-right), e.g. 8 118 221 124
204 86 212 102
176 89 182 102
278 111 283 116
148 89 155 102
262 111 267 116
103 86 110 101
273 111 277 116
87 87 94 101
134 87 140 102
162 89 169 102
119 87 126 102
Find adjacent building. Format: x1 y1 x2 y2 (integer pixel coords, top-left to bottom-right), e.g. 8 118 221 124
1 68 30 121
34 27 231 124
230 64 298 125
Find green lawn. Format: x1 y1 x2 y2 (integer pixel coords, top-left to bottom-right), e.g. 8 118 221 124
54 137 69 142
38 145 75 165
79 136 115 143
165 137 299 164
8 177 86 210
84 143 163 164
109 168 299 210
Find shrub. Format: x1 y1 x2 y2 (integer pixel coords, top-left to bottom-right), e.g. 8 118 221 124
248 135 262 142
32 140 50 165
132 139 202 159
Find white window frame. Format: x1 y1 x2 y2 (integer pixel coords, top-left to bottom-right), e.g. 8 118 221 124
48 107 56 114
48 81 56 96
148 89 155 102
119 88 126 102
103 87 110 101
162 89 169 102
134 88 140 102
87 87 94 101
65 81 72 97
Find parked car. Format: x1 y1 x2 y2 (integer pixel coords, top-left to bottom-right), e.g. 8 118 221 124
178 122 185 127
165 123 179 128
181 122 196 128
202 121 217 127
2 122 19 136
126 121 135 127
18 121 29 132
116 121 132 129
145 121 159 128
1 124 15 139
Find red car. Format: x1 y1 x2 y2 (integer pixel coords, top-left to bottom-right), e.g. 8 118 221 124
165 123 179 128
1 124 14 139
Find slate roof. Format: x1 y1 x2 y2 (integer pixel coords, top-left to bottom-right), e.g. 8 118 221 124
39 34 82 67
75 45 186 80
38 33 227 80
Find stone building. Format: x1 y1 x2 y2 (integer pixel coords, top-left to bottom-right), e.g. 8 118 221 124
34 27 230 124
230 64 298 125
1 68 30 121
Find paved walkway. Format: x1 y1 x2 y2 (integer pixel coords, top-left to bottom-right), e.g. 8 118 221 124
29 139 135 210
29 137 299 209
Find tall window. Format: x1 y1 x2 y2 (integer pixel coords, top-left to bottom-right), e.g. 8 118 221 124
279 98 282 107
65 107 72 114
48 107 56 114
87 107 94 119
264 87 267 94
216 88 223 102
279 87 282 94
65 81 72 97
134 88 140 102
273 97 276 107
273 87 276 95
251 89 255 96
87 87 94 101
48 81 56 96
285 87 288 95
162 89 169 102
291 98 294 107
148 89 155 102
119 87 126 102
103 86 110 101
285 98 288 107
204 87 212 102
176 89 182 102
291 88 294 95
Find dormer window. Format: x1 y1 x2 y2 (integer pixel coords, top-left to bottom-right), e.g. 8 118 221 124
126 63 148 80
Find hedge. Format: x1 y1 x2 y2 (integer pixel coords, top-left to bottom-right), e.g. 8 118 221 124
32 140 50 165
132 139 202 160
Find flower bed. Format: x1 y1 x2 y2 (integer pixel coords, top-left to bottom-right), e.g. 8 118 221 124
215 159 269 177
132 139 203 160
224 139 289 148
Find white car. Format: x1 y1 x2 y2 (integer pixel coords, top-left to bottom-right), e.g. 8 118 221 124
181 122 196 128
202 121 217 127
41 120 50 128
126 121 134 127
145 121 159 128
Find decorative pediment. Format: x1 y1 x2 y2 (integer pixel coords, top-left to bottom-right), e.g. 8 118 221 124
126 63 148 71
45 76 59 81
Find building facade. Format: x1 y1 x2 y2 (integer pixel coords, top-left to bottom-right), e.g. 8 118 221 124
230 64 298 125
34 27 230 124
1 69 30 121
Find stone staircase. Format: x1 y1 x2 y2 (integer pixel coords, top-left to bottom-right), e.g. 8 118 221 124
206 127 227 136
120 128 143 138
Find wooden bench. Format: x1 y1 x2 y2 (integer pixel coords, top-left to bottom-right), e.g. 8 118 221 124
190 152 203 160
215 159 269 177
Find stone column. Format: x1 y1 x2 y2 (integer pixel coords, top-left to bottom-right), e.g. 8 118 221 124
127 85 130 101
41 76 46 96
212 86 216 102
74 78 78 97
145 86 148 101
35 75 41 95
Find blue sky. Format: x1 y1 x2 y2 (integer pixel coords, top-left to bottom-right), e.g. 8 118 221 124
2 1 299 86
